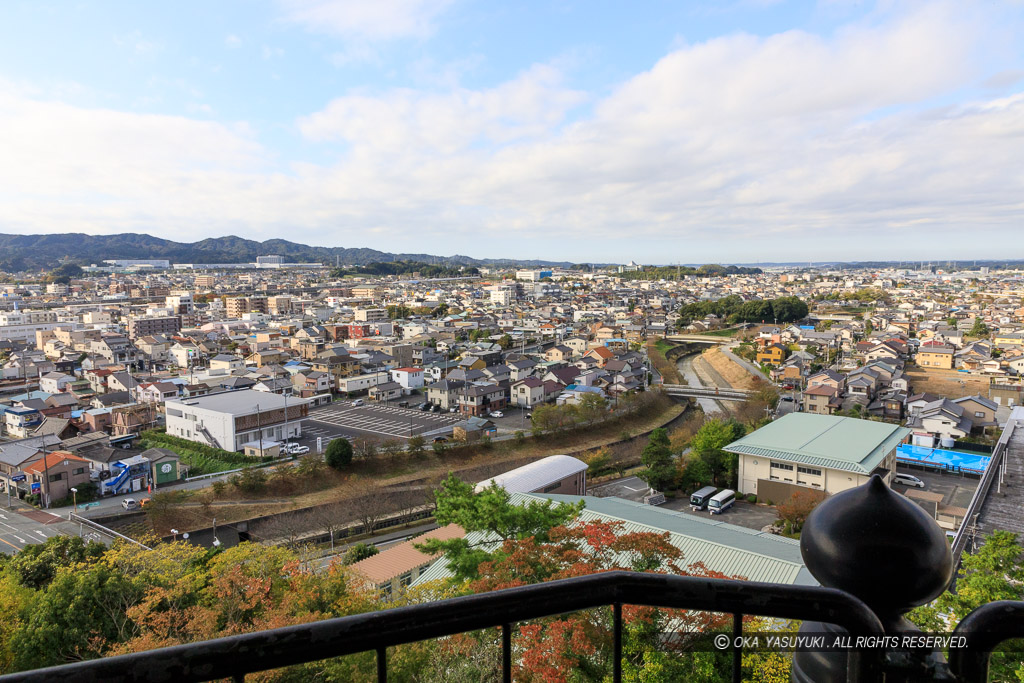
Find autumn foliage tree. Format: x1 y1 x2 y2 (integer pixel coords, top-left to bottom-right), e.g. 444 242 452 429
775 490 823 533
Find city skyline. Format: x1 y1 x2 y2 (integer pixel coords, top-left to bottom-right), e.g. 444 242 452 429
2 1 1023 263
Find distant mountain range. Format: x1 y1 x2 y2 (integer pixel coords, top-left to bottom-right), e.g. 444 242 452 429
0 233 573 271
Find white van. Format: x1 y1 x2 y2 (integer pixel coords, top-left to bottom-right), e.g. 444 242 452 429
708 489 736 515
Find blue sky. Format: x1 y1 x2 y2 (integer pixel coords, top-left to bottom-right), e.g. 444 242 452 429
1 1 1023 264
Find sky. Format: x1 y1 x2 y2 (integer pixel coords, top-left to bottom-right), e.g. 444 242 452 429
1 0 1023 265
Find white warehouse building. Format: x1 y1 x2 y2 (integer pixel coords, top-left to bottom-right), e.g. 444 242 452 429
165 389 309 452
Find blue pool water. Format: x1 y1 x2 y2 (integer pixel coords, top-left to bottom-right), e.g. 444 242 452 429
897 444 991 473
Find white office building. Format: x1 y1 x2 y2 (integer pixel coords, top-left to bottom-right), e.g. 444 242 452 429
165 389 309 452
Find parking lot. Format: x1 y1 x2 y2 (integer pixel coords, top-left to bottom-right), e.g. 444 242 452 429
892 466 978 510
589 476 780 532
301 400 463 443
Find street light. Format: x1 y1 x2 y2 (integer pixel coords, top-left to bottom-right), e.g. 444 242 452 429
171 528 179 541
70 487 78 511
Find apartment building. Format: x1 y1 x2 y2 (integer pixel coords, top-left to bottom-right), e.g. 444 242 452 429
127 315 181 339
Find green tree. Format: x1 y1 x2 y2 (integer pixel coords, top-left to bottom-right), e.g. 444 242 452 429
638 428 675 491
691 419 744 487
417 474 583 581
909 531 1024 681
45 263 83 285
342 542 379 565
7 535 105 590
407 435 425 455
325 438 354 470
969 318 990 337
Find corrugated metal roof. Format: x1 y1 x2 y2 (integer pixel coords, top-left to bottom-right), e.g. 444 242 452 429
724 413 911 474
413 493 812 588
349 524 464 586
475 455 588 493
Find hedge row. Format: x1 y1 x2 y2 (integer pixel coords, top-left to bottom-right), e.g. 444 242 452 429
138 429 272 476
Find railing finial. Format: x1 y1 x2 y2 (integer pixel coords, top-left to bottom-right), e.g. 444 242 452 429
793 474 954 682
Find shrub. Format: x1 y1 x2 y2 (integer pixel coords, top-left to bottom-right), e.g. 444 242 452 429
230 467 267 494
325 438 354 470
746 494 757 504
343 542 379 565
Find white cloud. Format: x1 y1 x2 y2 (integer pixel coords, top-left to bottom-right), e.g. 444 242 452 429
113 30 162 56
2 3 1023 262
279 0 456 40
225 34 242 49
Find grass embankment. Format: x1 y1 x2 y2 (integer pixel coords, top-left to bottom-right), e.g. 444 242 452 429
650 339 684 384
139 430 273 476
145 392 685 532
701 347 764 392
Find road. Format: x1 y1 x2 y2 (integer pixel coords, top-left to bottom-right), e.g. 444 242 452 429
0 505 84 554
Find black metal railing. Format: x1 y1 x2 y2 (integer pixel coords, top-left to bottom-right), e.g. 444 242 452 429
0 571 887 683
3 476 1024 682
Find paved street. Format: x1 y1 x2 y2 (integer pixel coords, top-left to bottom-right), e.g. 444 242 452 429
0 506 80 554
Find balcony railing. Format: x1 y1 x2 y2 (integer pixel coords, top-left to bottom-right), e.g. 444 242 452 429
0 476 1022 682
0 570 1020 683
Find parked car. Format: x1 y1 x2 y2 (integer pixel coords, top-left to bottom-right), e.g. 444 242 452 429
420 402 432 411
398 401 409 408
351 399 365 407
893 473 925 488
489 411 504 418
432 404 442 413
287 444 310 455
121 498 139 511
433 436 448 443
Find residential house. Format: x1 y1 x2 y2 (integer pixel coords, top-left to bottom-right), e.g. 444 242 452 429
544 345 573 363
390 367 425 394
916 346 955 370
907 399 973 442
511 377 545 408
803 385 841 415
368 381 403 402
951 395 998 433
458 384 507 417
39 372 73 394
756 343 787 366
24 451 92 506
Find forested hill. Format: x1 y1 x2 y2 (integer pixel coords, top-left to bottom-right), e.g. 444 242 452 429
0 233 571 271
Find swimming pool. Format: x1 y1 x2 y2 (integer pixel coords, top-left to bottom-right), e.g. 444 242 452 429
897 444 991 474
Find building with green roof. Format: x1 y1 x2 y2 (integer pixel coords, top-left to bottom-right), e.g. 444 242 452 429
725 413 911 500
